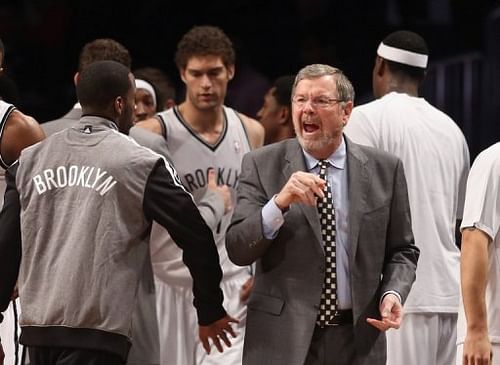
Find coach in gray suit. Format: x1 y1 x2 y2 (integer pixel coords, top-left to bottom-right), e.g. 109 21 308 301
226 64 419 365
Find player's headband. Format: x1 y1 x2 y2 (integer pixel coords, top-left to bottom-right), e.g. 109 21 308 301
377 42 428 69
135 79 157 108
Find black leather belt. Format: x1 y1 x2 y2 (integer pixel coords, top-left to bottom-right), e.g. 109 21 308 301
316 309 353 327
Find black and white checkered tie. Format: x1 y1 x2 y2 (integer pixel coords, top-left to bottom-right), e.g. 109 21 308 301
316 159 337 327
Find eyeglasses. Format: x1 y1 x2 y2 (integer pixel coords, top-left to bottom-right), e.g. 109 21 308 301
292 95 344 109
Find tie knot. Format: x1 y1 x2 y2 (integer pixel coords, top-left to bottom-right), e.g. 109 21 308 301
317 160 329 178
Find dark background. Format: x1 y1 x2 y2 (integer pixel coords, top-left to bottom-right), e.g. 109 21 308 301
1 0 499 158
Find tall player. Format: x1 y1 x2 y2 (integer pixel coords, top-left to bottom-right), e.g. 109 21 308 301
0 36 45 365
345 30 470 365
135 25 264 365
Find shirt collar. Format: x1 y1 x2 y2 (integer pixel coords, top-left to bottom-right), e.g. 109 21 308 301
303 136 346 171
78 115 119 131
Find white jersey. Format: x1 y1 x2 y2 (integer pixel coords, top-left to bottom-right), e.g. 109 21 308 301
150 105 252 286
457 142 500 345
345 92 470 313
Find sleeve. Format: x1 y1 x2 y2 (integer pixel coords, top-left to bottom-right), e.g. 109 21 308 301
344 107 378 148
456 137 471 220
226 153 274 266
380 159 420 303
261 197 285 239
460 149 500 240
143 161 226 325
197 189 225 231
0 164 22 319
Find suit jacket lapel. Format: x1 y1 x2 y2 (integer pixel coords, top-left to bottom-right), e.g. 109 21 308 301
346 138 370 264
284 140 323 250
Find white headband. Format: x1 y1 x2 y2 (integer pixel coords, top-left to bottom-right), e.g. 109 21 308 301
377 42 428 69
135 79 157 108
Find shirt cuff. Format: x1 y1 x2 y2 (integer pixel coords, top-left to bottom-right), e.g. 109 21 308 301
261 196 286 240
381 290 402 304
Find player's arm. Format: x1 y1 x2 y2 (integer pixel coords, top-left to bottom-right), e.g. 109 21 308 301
461 227 492 364
238 113 264 149
0 163 22 319
0 111 45 165
143 160 238 353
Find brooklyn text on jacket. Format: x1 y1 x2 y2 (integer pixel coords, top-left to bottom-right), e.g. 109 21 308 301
32 165 117 196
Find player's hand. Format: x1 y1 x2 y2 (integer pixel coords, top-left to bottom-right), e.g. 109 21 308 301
199 315 239 354
462 330 493 365
366 293 402 331
207 169 232 214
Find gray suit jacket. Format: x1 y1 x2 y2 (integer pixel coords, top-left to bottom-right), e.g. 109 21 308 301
226 137 419 365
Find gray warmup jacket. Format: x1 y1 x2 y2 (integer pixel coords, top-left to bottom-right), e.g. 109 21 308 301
0 116 226 361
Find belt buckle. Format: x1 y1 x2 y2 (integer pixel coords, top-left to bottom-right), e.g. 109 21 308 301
325 310 341 327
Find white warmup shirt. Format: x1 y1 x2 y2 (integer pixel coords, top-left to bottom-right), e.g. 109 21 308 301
345 92 470 313
457 142 500 345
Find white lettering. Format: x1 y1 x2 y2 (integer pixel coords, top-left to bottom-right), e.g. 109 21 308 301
56 166 67 187
92 168 107 189
31 165 117 196
85 167 95 188
33 175 47 195
96 176 117 196
76 166 90 187
68 165 78 186
43 169 57 190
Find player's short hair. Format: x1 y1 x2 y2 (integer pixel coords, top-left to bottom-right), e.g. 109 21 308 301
380 30 429 80
272 75 295 108
175 26 235 69
78 38 131 72
76 60 131 109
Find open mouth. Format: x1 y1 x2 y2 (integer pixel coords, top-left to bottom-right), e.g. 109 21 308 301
303 123 320 133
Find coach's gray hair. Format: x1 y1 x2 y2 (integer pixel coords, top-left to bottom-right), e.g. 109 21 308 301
292 64 355 103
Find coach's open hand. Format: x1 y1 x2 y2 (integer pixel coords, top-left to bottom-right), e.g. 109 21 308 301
366 293 403 331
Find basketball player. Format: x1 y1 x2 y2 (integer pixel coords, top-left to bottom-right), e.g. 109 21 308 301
257 75 295 145
0 60 238 365
345 30 470 365
0 36 45 365
135 25 264 365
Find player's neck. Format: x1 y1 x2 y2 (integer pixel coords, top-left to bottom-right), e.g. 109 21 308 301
385 77 419 97
178 102 225 142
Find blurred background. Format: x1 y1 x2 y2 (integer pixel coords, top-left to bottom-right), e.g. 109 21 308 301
0 0 499 158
